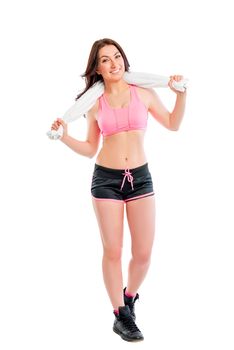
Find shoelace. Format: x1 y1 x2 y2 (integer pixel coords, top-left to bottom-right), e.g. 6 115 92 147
120 315 140 332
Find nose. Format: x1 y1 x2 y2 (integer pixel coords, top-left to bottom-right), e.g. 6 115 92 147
110 59 117 68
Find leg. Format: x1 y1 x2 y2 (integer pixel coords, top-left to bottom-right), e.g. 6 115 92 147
126 195 156 295
92 198 125 310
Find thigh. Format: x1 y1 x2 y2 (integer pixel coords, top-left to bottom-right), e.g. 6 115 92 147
126 196 156 256
92 198 125 253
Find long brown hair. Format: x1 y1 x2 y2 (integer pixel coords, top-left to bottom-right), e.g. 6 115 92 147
75 38 130 101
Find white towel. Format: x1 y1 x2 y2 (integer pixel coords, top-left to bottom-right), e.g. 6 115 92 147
47 71 188 140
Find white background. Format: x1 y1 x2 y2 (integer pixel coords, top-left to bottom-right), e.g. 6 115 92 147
0 0 233 349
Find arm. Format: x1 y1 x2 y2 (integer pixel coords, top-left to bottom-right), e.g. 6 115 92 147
168 75 187 131
169 92 186 130
53 100 101 158
145 75 187 131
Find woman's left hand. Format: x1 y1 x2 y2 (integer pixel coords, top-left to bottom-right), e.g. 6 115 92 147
168 75 185 94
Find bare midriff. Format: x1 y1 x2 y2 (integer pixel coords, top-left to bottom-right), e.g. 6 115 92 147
96 130 147 169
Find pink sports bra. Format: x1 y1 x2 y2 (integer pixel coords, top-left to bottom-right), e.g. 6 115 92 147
97 84 148 137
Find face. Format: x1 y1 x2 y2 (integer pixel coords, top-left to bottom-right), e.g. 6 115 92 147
96 45 125 82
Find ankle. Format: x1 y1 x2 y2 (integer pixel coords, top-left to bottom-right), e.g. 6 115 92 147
125 290 136 298
114 309 119 316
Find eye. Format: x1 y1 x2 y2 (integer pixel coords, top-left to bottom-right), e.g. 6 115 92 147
102 58 109 63
115 54 121 59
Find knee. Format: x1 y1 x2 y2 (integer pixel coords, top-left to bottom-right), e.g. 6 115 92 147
103 247 122 261
132 250 151 265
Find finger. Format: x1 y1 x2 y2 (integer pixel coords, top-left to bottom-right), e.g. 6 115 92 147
57 118 65 127
176 75 183 81
169 81 174 90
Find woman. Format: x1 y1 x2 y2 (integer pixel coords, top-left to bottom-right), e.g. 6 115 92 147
51 38 186 342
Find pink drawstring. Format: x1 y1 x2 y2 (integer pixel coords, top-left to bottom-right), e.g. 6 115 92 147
120 169 134 191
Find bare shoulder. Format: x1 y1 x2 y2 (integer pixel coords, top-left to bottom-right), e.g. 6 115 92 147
135 86 159 108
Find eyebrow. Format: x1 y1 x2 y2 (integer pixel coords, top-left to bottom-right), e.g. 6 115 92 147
99 51 120 60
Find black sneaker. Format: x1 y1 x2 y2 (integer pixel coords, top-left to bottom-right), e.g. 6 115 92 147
113 305 144 342
123 287 139 321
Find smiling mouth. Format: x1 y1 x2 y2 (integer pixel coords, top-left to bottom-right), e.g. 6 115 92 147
110 68 121 74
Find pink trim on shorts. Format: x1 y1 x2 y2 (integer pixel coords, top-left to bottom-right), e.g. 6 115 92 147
124 192 155 202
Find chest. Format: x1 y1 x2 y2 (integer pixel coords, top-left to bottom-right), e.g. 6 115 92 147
104 89 131 109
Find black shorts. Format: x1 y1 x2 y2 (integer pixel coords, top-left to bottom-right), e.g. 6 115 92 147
91 163 154 202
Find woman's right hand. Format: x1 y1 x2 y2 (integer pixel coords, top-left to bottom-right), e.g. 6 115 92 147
51 118 68 139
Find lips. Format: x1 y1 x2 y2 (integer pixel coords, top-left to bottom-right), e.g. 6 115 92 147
110 68 120 74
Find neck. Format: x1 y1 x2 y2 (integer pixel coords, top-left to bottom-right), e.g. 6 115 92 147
104 79 129 95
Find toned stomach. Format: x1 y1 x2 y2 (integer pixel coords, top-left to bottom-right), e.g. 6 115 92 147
95 130 147 169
